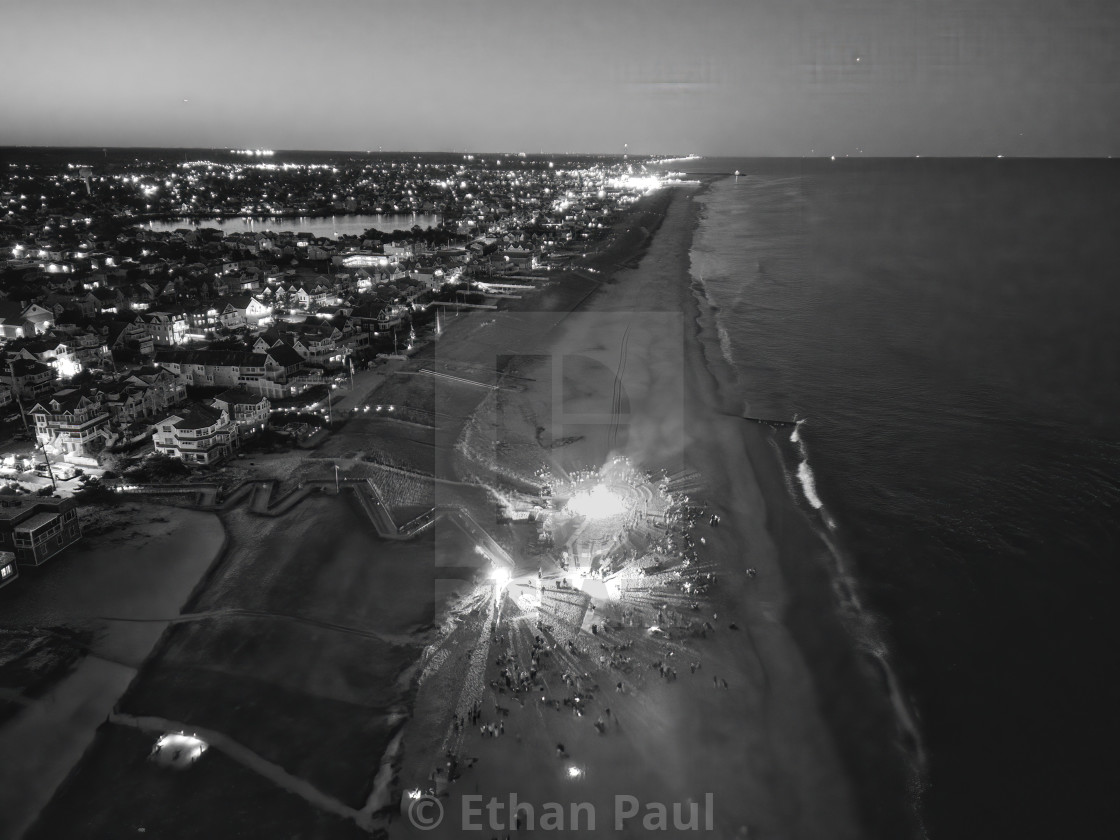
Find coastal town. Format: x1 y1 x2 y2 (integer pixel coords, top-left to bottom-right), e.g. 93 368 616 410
4 0 1113 837
0 151 665 519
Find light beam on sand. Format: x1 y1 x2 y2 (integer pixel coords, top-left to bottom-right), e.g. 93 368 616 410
566 484 628 520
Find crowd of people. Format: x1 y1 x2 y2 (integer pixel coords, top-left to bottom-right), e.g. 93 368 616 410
406 468 755 819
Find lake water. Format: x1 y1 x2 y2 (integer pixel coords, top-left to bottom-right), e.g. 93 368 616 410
146 213 442 239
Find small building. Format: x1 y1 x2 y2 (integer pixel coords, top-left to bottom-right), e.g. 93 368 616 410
152 404 238 465
0 550 17 589
0 495 82 567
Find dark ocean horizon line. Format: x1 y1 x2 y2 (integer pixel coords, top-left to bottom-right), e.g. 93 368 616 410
2 146 1117 160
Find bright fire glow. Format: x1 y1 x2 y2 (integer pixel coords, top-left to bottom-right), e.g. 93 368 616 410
154 732 208 763
567 765 583 779
566 484 628 520
489 566 511 587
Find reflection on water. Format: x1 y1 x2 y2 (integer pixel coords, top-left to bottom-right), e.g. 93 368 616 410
146 213 442 239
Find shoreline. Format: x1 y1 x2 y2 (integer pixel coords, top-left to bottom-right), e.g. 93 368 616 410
388 181 911 838
682 185 923 838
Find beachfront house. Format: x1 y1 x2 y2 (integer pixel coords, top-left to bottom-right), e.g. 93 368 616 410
152 404 239 465
0 495 83 567
29 389 112 461
153 347 303 398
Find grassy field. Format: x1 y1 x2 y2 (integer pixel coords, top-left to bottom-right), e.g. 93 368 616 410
25 725 371 840
23 491 497 836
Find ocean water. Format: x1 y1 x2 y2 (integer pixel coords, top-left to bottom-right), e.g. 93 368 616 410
685 158 1120 839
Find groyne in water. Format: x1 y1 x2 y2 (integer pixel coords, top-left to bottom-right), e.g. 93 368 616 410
739 414 799 429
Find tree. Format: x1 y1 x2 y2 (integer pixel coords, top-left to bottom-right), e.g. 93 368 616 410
97 450 127 473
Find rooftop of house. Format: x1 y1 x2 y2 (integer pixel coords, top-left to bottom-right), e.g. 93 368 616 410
213 388 265 407
159 403 226 431
0 495 74 523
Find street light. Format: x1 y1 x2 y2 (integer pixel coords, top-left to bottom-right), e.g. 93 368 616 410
39 442 58 491
6 358 30 436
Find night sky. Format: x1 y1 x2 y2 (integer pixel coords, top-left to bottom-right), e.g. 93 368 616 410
1 0 1117 156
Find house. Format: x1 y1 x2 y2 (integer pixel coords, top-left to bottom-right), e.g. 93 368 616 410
30 389 112 461
411 266 445 290
384 242 415 258
0 495 82 567
0 551 16 589
185 303 221 336
213 294 272 328
63 329 112 369
129 369 188 413
285 286 311 310
152 404 238 465
100 383 152 425
153 347 303 397
88 286 125 314
210 388 270 431
12 334 94 380
256 324 344 365
143 311 189 346
307 284 334 307
0 302 54 339
2 358 57 401
100 369 186 425
102 318 154 356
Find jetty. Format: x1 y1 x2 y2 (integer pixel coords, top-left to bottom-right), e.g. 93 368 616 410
740 415 799 430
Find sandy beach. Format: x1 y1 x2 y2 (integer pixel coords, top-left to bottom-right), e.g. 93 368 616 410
381 182 915 838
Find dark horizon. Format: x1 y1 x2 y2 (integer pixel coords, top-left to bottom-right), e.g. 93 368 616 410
2 145 1116 160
